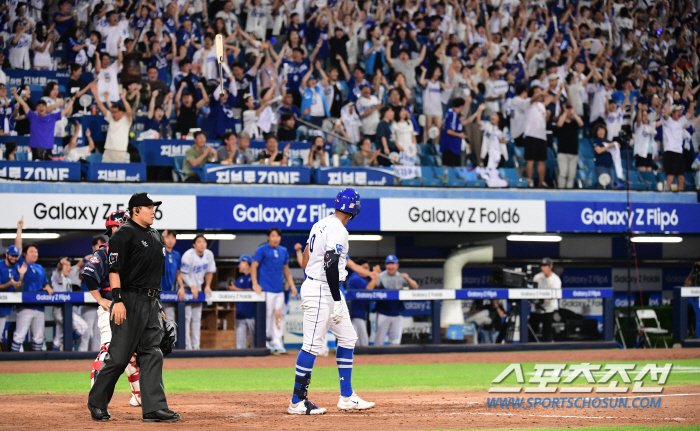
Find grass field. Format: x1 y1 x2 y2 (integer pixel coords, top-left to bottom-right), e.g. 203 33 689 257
2 358 698 395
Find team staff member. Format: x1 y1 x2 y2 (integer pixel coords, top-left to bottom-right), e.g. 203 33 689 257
180 235 216 351
1 219 26 339
227 254 255 349
83 211 142 408
11 228 54 352
0 245 26 341
530 257 562 342
87 193 180 423
161 230 183 323
80 236 107 352
366 255 418 346
346 259 377 347
252 227 297 355
50 257 88 351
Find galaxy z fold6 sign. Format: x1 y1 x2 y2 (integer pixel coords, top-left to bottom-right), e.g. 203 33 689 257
379 198 546 232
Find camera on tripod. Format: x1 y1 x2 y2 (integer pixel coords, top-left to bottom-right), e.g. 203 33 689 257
489 266 539 288
489 266 548 311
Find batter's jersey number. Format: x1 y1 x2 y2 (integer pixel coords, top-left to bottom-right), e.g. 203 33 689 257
309 234 316 253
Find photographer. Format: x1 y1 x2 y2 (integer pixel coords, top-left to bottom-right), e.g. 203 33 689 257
529 257 561 342
684 261 700 287
466 299 505 344
307 136 328 168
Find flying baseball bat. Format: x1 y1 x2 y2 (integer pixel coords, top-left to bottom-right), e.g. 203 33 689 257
215 34 224 92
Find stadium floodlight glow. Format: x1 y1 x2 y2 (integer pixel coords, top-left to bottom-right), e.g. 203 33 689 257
506 235 563 242
176 234 237 241
348 235 383 241
630 236 683 243
0 233 60 239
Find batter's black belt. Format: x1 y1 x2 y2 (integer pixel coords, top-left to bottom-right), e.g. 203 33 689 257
126 288 161 298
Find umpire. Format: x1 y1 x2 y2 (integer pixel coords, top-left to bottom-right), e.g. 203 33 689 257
87 192 180 423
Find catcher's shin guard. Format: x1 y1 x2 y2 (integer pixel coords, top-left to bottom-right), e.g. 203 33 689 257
125 354 141 406
90 343 110 387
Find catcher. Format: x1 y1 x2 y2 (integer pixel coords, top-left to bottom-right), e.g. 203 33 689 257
82 211 177 409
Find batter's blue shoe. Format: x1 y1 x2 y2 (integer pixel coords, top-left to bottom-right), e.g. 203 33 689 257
288 400 327 415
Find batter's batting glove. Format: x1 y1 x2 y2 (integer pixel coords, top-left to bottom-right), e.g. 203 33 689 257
160 319 177 356
331 299 346 325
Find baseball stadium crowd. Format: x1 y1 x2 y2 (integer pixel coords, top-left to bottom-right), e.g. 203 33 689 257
0 0 699 189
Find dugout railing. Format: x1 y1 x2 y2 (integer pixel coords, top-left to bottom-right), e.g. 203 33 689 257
673 286 700 348
346 287 615 344
1 288 617 355
0 291 267 353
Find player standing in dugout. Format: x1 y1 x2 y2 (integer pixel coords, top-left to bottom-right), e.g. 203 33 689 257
87 192 180 423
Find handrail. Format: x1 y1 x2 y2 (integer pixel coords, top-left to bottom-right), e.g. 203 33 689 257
294 115 354 145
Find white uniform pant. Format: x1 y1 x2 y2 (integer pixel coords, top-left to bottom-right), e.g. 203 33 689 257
375 313 403 345
300 279 357 356
80 305 100 351
0 315 7 343
185 303 202 350
235 318 255 349
12 308 45 351
265 292 285 351
162 303 176 322
96 306 112 345
352 318 369 347
53 307 88 350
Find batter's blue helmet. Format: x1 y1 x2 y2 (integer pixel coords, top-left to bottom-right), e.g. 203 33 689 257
335 188 361 220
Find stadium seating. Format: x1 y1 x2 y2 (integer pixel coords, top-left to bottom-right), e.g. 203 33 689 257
420 166 445 187
172 156 186 182
624 170 649 191
85 154 102 164
499 168 528 188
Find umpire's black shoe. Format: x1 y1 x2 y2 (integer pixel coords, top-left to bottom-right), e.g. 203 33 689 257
143 408 181 423
87 402 110 422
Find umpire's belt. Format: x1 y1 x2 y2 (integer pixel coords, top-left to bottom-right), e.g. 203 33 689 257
128 288 160 298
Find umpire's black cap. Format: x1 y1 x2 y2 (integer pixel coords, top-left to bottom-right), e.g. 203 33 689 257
128 192 162 212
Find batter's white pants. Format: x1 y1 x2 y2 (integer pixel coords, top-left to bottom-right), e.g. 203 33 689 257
265 292 285 351
235 318 255 349
96 306 112 344
162 303 176 322
300 279 357 356
185 303 202 350
375 313 403 345
80 305 100 351
352 318 369 347
53 307 88 350
12 308 45 351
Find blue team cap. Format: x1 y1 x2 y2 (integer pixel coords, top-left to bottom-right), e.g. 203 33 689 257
181 15 191 22
237 254 253 264
385 255 399 264
5 245 20 256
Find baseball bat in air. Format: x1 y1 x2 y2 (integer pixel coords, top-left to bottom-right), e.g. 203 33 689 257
215 34 224 92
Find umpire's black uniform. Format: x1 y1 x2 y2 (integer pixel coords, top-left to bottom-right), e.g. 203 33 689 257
88 193 176 422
